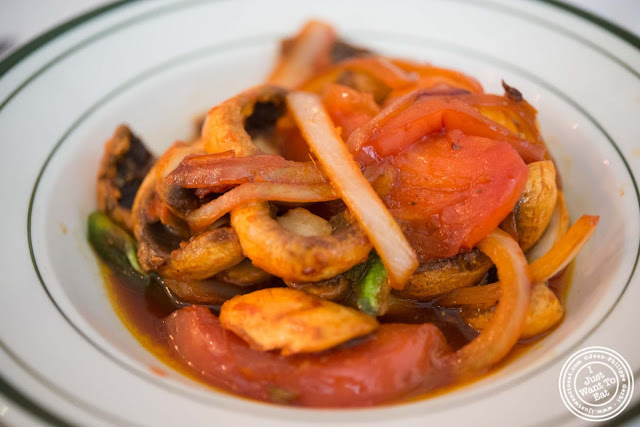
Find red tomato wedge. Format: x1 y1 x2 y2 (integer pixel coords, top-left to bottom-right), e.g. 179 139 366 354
348 91 547 166
367 129 529 261
166 305 452 407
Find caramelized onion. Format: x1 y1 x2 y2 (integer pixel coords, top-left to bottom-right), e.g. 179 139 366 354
438 282 501 308
287 91 418 288
528 215 599 282
187 183 337 232
267 20 337 88
300 56 416 95
453 229 530 374
386 60 484 101
165 153 327 192
439 214 598 308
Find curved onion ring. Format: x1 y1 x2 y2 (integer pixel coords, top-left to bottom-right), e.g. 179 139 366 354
187 182 338 232
438 215 598 308
161 276 265 306
452 228 530 374
285 275 351 301
299 56 416 95
437 282 501 308
528 215 599 281
214 259 272 287
461 282 564 340
385 59 484 101
165 153 327 192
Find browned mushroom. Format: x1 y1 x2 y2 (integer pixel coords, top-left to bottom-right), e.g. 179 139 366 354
160 275 269 306
232 201 371 282
96 125 155 231
514 160 558 251
285 275 351 301
214 258 273 287
131 164 244 280
393 250 492 300
460 282 564 339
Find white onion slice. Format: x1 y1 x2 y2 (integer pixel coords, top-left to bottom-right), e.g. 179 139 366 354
287 91 418 288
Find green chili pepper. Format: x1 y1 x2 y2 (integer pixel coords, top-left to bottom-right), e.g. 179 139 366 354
350 252 390 317
87 211 149 288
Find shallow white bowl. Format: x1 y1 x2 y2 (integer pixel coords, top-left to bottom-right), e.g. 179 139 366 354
1 1 639 426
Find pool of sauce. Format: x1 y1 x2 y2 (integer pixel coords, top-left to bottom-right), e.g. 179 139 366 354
103 261 572 405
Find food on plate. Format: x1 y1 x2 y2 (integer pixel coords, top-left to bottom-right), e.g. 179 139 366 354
89 20 599 407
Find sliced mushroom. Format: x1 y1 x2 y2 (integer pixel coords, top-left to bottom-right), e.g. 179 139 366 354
96 125 155 231
514 160 558 251
131 166 176 272
526 190 569 262
202 85 287 157
232 201 371 282
160 275 268 306
393 250 492 300
154 140 207 218
214 258 273 287
461 282 563 339
131 164 244 280
157 227 244 281
285 275 351 301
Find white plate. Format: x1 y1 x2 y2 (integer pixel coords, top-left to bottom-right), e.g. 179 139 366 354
1 1 639 426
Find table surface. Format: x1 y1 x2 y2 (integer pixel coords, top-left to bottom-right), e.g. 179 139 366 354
0 0 639 59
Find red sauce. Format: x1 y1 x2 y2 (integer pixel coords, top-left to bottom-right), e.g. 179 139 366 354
102 262 572 405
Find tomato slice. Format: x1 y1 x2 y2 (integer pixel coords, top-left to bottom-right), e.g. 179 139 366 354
348 91 547 166
322 83 380 140
166 305 452 407
367 129 528 261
